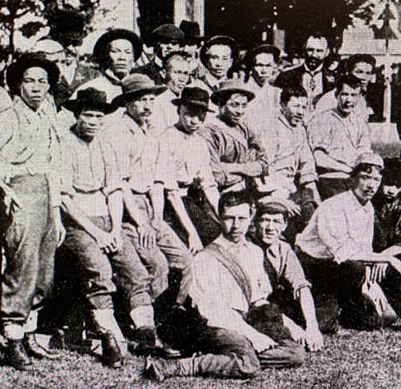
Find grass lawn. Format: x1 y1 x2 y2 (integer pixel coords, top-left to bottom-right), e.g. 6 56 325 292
2 328 401 389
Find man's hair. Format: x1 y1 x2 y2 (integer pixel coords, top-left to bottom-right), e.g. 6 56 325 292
280 85 308 106
346 54 376 73
163 51 190 70
218 191 253 216
351 163 383 179
305 32 329 45
335 74 361 93
381 160 401 187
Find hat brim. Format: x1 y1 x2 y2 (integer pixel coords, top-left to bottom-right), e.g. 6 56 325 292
171 98 214 112
112 85 167 107
63 99 117 115
211 88 255 106
93 29 143 67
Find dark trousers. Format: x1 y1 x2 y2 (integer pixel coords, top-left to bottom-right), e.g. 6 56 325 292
1 174 57 324
317 177 351 201
297 249 391 331
61 216 153 310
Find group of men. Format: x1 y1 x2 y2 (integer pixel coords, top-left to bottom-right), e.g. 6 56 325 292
0 21 400 383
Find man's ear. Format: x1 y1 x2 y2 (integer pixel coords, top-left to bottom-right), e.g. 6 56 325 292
160 68 167 80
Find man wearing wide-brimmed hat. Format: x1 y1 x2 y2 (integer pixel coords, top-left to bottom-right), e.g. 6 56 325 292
0 52 66 370
60 87 166 367
191 35 239 94
200 79 269 193
72 29 143 102
160 87 221 246
104 74 193 353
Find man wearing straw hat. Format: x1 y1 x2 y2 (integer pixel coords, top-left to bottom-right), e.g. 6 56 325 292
105 74 193 343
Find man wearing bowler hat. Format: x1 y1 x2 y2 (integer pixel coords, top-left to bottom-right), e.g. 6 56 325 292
105 74 194 333
160 87 221 246
200 80 269 193
179 20 204 76
134 24 185 85
72 28 143 102
0 53 65 370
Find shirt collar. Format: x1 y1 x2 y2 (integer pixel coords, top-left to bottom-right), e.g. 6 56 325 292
304 63 324 75
215 234 250 251
347 190 373 214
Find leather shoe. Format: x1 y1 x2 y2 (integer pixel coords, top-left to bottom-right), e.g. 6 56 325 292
25 332 62 360
142 357 181 382
7 339 33 371
134 326 156 350
101 331 123 369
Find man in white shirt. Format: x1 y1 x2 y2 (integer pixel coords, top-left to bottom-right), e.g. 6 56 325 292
143 192 304 382
296 153 401 330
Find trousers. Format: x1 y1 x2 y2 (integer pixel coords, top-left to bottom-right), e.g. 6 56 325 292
1 174 57 324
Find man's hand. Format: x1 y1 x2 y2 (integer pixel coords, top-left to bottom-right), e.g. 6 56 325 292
304 326 324 352
111 229 124 253
188 232 203 255
94 229 119 254
253 333 277 353
136 224 157 249
54 213 66 248
370 263 388 283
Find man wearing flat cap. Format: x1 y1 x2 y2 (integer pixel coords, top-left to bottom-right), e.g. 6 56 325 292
104 74 193 349
296 153 401 331
0 53 65 370
200 80 269 193
72 28 143 102
134 24 184 85
160 87 221 246
192 35 239 94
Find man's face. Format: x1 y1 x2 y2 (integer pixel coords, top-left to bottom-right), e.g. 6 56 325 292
45 50 66 68
336 83 361 116
350 62 374 89
76 109 105 140
304 37 329 71
182 43 199 60
108 39 134 79
165 58 191 95
157 41 181 60
281 96 307 127
257 213 287 246
206 44 233 79
220 203 253 243
252 53 276 86
178 105 206 134
382 185 401 202
353 169 382 204
126 93 155 126
220 93 249 126
20 67 50 111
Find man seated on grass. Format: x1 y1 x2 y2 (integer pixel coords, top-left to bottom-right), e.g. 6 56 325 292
142 192 304 382
296 153 401 331
254 201 323 351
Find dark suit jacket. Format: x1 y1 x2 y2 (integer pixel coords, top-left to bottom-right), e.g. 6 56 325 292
274 65 336 96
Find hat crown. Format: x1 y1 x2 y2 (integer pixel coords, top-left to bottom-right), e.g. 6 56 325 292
75 88 108 106
121 74 157 94
152 24 184 42
180 87 209 104
179 21 201 38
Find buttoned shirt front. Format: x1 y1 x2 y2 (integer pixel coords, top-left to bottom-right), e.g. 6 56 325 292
103 110 176 193
60 128 121 217
0 95 63 206
302 64 324 100
307 108 372 178
296 190 374 264
255 114 317 194
160 125 217 190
